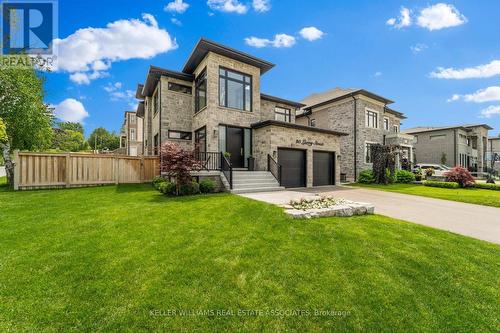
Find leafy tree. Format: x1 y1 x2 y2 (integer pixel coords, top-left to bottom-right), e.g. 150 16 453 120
160 142 201 195
0 59 53 187
52 128 89 152
58 122 84 134
444 166 475 188
0 118 6 166
440 152 447 166
87 127 120 151
371 144 398 185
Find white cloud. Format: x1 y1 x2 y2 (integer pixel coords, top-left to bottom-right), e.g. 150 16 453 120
480 105 500 118
252 0 270 12
430 60 500 79
449 87 500 103
244 34 295 48
207 0 248 14
373 71 382 77
410 43 427 54
171 18 182 26
417 3 467 31
54 14 177 84
104 82 136 103
386 7 411 29
299 27 324 41
53 99 89 123
165 0 189 13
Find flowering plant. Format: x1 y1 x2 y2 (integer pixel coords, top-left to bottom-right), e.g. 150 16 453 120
290 196 349 210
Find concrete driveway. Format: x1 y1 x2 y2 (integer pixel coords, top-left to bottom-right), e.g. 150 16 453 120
241 186 500 245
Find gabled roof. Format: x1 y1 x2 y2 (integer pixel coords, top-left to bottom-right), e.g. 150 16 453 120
182 38 275 75
261 93 306 108
142 66 194 97
301 87 395 111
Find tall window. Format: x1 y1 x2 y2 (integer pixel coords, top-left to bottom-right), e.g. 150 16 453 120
195 127 206 153
130 114 136 124
195 69 207 112
365 143 376 163
383 117 389 131
219 67 252 111
153 134 159 155
153 90 159 116
393 124 399 133
130 128 136 141
274 107 291 122
366 109 378 128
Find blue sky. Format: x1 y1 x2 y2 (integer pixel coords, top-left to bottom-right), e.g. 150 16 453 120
45 0 500 136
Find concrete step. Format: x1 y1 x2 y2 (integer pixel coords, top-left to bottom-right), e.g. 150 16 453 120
232 177 277 183
231 186 285 194
233 182 281 189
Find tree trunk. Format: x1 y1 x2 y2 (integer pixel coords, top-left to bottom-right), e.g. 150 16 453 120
1 142 14 188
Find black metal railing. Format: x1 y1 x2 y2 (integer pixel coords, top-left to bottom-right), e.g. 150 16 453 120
195 152 220 171
267 154 282 185
221 152 233 189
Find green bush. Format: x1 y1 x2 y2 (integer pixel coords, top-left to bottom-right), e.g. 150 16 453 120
424 181 459 189
396 170 416 183
358 170 375 184
474 183 500 191
158 181 175 195
179 181 200 196
152 176 166 189
199 179 216 193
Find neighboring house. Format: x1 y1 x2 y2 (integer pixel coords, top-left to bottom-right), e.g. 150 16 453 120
487 136 500 173
403 124 492 173
135 38 347 191
296 88 413 182
119 111 143 156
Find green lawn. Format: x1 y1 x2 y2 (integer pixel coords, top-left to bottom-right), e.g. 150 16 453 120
0 182 499 332
350 183 500 207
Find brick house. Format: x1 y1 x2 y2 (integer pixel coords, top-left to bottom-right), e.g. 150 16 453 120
135 38 347 192
119 111 143 156
296 88 413 182
404 124 493 173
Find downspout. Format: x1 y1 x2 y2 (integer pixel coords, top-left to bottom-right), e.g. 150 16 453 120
158 79 162 158
351 95 357 181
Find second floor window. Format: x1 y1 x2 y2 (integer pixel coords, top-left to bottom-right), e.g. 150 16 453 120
384 117 389 131
130 114 136 124
275 107 291 122
130 128 136 141
393 125 399 133
366 109 378 128
169 82 192 95
153 90 159 116
219 67 252 111
195 69 207 112
168 130 192 140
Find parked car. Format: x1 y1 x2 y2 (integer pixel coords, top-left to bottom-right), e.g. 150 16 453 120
413 164 450 177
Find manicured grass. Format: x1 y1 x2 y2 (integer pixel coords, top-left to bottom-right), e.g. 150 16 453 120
0 184 499 332
351 183 500 207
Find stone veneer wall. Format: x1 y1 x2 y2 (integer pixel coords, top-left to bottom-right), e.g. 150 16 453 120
253 125 341 187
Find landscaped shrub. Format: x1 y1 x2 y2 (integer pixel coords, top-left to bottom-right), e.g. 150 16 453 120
199 179 216 193
179 181 200 196
396 170 416 183
152 176 166 190
474 183 500 191
444 166 475 188
158 181 176 195
358 170 375 184
424 181 459 189
425 168 434 177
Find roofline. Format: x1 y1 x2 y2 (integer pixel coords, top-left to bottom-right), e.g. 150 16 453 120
251 120 349 136
261 93 306 108
150 65 194 81
182 38 275 75
303 89 395 112
385 107 407 119
405 124 494 134
464 124 494 130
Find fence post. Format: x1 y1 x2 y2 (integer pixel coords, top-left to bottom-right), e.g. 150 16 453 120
13 150 20 190
65 153 71 188
140 156 145 183
114 155 119 185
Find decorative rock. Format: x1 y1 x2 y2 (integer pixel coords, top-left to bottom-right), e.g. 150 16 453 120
284 201 374 219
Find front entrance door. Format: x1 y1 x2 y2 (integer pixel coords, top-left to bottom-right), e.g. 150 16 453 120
227 127 244 167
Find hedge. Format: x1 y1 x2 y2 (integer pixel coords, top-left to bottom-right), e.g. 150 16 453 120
424 181 459 189
474 183 500 191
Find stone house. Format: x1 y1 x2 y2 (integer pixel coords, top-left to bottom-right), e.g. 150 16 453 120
403 124 492 173
119 111 143 156
135 38 347 192
295 88 413 182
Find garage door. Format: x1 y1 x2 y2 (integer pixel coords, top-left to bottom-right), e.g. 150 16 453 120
278 148 306 188
313 151 335 186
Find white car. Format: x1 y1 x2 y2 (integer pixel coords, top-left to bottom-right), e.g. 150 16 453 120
413 164 450 177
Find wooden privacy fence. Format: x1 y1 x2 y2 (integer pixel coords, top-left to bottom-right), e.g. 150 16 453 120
13 151 160 190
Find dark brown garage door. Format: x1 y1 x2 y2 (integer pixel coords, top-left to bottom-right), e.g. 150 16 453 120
313 151 335 186
278 148 306 188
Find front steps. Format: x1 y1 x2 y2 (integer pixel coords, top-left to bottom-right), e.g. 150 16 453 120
230 171 285 194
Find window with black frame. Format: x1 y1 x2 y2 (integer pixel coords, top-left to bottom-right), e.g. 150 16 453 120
195 127 206 153
169 82 192 95
365 109 378 128
168 130 192 140
275 106 291 122
219 67 252 111
195 69 207 112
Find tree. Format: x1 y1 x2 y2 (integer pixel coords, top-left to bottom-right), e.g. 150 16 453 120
52 128 89 152
160 142 201 195
0 118 6 166
440 152 447 166
87 127 120 151
58 121 84 134
371 144 398 185
0 59 53 187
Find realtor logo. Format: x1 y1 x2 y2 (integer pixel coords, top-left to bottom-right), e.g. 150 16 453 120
1 0 57 55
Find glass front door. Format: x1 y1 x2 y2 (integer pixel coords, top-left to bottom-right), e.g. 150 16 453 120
219 125 251 168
